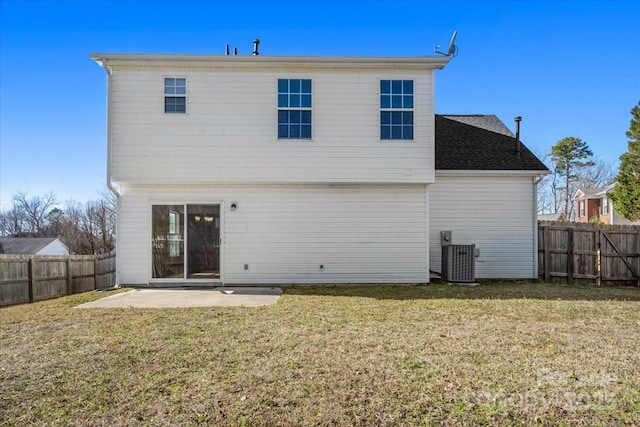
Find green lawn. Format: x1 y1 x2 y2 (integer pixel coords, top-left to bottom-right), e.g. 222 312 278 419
1 283 639 426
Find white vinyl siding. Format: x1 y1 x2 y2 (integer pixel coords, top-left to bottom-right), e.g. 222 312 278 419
109 70 434 185
116 184 429 285
429 174 537 279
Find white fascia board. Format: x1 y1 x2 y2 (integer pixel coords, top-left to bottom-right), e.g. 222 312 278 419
573 189 586 200
89 53 450 71
435 170 550 178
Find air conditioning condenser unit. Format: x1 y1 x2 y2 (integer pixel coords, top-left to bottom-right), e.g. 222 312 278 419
442 244 476 283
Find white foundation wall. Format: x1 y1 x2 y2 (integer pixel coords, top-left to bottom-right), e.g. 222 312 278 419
429 174 537 279
116 184 429 285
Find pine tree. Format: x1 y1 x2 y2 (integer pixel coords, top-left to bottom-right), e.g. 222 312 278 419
550 137 594 218
610 101 640 221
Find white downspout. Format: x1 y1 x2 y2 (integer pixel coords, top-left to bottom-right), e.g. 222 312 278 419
100 58 121 288
101 59 121 198
533 174 546 279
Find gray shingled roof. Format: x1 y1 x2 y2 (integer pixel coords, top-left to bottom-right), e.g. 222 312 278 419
576 188 603 198
435 115 549 171
0 238 58 254
576 183 615 199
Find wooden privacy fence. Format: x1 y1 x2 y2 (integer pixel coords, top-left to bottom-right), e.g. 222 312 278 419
0 252 115 307
538 221 640 286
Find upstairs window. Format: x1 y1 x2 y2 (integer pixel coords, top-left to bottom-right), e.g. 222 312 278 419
579 200 586 217
380 80 413 140
164 78 186 113
602 198 609 214
278 79 312 139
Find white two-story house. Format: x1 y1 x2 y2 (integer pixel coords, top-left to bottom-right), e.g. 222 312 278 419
91 50 548 286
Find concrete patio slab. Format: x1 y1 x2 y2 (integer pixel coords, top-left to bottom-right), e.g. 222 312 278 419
75 287 282 309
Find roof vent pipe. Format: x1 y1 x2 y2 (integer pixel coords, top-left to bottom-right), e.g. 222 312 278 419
234 47 238 55
253 38 260 55
514 116 522 158
225 44 230 55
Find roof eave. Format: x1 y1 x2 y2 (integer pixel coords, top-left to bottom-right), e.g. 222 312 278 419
89 53 451 71
435 169 551 177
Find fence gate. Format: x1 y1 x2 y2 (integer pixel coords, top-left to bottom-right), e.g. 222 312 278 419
538 221 640 286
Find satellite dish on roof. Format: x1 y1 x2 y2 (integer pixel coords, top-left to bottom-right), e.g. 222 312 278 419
435 30 458 57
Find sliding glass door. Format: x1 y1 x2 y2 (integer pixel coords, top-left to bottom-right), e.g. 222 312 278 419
152 204 220 280
186 205 220 279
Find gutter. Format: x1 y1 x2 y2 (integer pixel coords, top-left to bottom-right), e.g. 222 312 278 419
435 169 550 177
88 53 451 71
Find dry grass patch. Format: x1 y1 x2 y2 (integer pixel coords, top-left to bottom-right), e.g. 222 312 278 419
1 282 639 426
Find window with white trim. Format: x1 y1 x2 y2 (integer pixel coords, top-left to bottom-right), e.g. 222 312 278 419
278 79 312 139
579 200 585 217
602 198 609 214
164 77 186 113
380 80 413 140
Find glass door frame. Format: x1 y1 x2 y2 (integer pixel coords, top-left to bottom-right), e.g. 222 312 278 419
149 200 224 284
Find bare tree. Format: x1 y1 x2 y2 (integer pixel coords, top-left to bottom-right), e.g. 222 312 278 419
93 189 116 254
575 158 617 188
0 189 116 255
55 200 86 254
0 206 27 237
61 194 116 255
537 152 565 215
5 192 58 236
536 173 555 214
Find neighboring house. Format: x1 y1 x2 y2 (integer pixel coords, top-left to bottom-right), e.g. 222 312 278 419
575 185 640 225
538 213 568 222
91 50 548 286
0 238 70 256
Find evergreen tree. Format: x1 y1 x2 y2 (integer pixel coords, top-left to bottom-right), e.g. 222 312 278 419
550 137 594 218
610 101 640 221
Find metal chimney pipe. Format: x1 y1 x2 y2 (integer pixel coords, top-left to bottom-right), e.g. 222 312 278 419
234 47 238 55
253 38 260 55
225 44 230 55
514 116 522 158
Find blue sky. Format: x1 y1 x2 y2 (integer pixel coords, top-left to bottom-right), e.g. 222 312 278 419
1 0 639 209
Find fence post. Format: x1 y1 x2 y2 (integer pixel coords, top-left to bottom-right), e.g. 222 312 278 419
66 258 72 296
637 228 640 288
94 257 99 290
567 227 574 284
596 230 601 287
543 226 550 282
28 258 35 303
